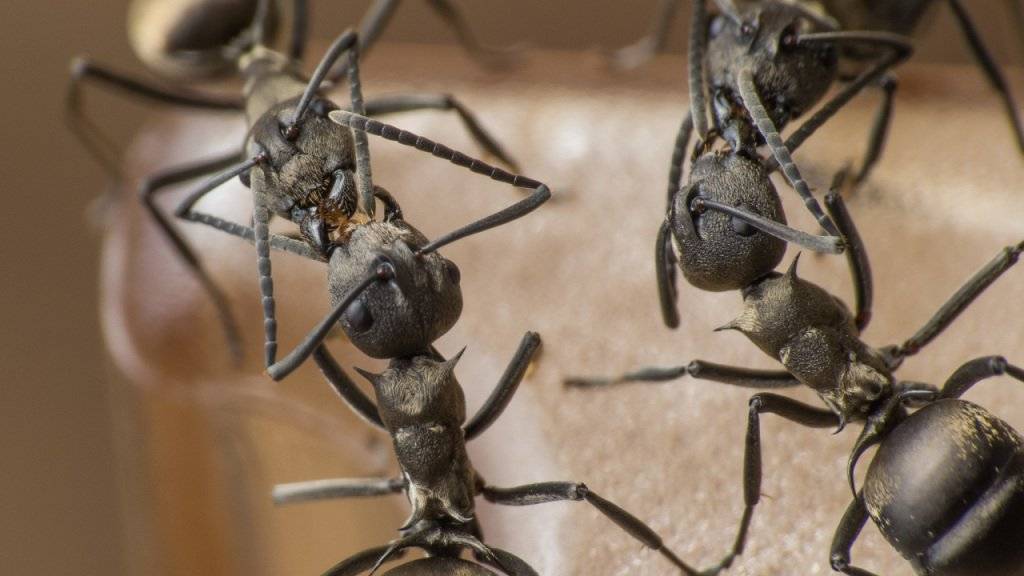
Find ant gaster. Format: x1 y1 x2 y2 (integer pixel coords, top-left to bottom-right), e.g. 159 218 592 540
68 0 525 363
570 172 1024 574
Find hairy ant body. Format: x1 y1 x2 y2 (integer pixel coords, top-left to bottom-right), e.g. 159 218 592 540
219 117 716 576
570 169 1024 573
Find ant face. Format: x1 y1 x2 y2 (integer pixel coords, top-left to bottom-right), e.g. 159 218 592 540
128 0 274 79
706 1 837 135
246 98 360 249
669 152 786 291
327 221 463 359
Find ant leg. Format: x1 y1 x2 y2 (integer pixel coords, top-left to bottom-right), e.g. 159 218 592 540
939 356 1024 399
66 57 243 174
272 476 404 505
140 151 249 362
693 197 844 253
825 187 873 331
728 394 841 563
480 548 540 576
322 546 405 576
889 241 1023 361
610 0 682 70
363 93 520 171
423 0 522 69
67 57 243 111
667 111 694 206
329 111 551 255
830 494 881 576
312 345 384 429
656 219 681 328
689 0 710 139
481 483 704 575
763 32 912 176
463 332 542 441
947 0 1024 152
565 360 798 389
737 68 840 237
853 75 897 185
288 0 309 61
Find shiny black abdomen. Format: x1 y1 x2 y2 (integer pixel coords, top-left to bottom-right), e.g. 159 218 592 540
863 399 1024 575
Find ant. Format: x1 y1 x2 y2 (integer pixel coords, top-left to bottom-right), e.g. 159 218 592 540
68 0 525 363
617 0 1022 188
568 169 1024 573
197 108 720 575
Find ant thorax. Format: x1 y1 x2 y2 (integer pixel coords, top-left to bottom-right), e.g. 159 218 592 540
725 260 893 419
359 354 478 526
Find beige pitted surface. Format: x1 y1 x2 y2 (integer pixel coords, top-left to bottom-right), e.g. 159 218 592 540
104 45 1024 575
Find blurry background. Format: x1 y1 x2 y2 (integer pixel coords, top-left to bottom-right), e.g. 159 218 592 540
2 1 1023 575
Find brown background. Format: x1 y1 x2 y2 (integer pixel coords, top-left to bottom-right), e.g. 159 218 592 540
3 1 1024 575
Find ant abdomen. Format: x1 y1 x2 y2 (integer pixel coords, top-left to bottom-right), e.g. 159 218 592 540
863 399 1024 575
381 558 499 575
328 222 463 359
670 152 786 291
128 0 276 79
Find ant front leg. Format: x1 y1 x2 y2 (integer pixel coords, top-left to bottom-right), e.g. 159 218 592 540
939 356 1024 399
887 241 1023 363
463 332 542 441
66 57 243 175
139 150 247 361
946 0 1024 152
312 345 384 429
830 494 881 576
272 476 405 505
728 394 840 563
480 482 708 575
825 188 873 331
565 359 799 390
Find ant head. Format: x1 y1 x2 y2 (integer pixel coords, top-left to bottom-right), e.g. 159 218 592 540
327 221 463 359
128 0 278 79
706 1 838 136
246 98 359 239
669 152 786 291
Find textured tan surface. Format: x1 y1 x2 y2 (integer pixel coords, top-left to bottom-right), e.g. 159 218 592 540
103 44 1024 575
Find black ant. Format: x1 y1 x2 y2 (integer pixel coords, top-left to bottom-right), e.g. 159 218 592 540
68 0 524 363
196 109 725 575
617 0 1023 186
569 169 1024 573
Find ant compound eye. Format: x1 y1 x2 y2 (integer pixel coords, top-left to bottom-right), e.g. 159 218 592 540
731 216 756 237
709 15 726 38
444 259 461 285
780 24 799 50
740 22 755 38
343 298 374 333
731 204 757 237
